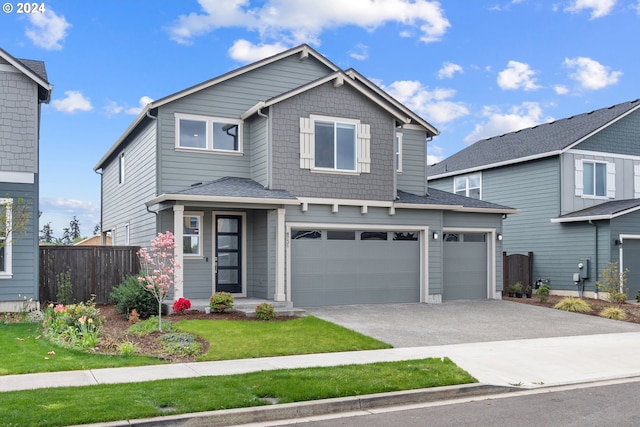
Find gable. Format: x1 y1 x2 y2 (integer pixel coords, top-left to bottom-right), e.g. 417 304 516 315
572 108 640 156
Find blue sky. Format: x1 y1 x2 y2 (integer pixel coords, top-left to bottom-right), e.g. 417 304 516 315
1 0 639 237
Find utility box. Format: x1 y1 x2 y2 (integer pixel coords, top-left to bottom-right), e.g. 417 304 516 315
578 258 590 280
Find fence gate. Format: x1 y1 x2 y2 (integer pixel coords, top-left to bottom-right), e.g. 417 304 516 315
39 246 140 304
503 251 533 292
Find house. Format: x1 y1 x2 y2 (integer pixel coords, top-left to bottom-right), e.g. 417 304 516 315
0 48 52 311
74 235 112 246
428 99 640 300
94 45 515 308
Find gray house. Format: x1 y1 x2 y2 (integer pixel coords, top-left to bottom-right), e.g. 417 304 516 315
428 99 640 299
95 44 515 307
0 48 52 311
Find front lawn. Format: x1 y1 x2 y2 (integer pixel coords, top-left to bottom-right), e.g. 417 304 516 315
0 358 476 427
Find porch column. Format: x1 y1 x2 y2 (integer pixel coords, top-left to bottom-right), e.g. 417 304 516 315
173 205 184 301
274 207 286 301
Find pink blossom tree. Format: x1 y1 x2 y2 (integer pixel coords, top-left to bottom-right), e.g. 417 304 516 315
137 231 180 331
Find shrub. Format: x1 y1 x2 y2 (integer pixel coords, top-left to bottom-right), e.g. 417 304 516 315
255 303 276 321
117 340 139 356
596 262 629 305
536 284 550 303
172 297 191 314
110 275 159 319
56 269 73 305
553 297 592 313
599 307 627 320
210 292 234 312
127 316 173 336
159 332 201 356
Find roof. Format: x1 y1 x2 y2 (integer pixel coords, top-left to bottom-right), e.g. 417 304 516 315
397 188 518 214
0 48 52 103
551 198 640 223
428 98 640 179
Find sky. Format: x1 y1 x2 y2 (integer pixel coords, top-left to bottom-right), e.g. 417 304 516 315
1 0 640 238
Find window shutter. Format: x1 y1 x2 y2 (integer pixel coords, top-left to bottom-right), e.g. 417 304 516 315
357 123 371 173
574 159 583 196
299 117 314 169
635 164 640 198
607 162 616 198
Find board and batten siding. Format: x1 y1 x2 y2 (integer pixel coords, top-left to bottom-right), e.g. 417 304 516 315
101 119 157 247
157 55 333 194
397 128 427 196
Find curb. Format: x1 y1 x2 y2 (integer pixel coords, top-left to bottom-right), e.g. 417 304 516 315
75 383 514 427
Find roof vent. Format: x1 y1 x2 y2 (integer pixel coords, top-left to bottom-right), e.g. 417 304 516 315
191 182 203 187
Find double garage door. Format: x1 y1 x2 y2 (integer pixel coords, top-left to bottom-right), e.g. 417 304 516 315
291 229 420 307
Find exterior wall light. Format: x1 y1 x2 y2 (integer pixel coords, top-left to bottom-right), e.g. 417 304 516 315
432 232 439 240
497 233 503 241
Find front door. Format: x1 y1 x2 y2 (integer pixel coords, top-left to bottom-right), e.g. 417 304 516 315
215 215 242 294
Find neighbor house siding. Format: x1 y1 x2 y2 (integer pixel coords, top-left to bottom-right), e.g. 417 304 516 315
271 82 395 200
101 119 157 246
397 128 427 196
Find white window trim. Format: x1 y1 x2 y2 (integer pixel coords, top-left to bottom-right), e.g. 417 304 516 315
0 198 13 279
396 132 403 173
175 113 244 154
576 159 614 199
454 173 482 199
119 152 125 185
183 211 204 258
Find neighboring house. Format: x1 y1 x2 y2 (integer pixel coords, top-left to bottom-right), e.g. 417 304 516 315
0 48 52 311
428 99 640 299
95 44 515 307
74 235 112 246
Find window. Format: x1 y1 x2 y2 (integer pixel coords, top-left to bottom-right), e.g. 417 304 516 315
0 199 13 278
299 116 370 174
393 232 418 241
292 230 322 240
396 132 403 172
575 159 615 198
454 173 481 199
183 213 202 256
176 113 243 153
361 231 388 240
327 230 356 240
118 152 125 184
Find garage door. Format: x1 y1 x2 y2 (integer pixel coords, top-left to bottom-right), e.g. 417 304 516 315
443 232 487 300
623 239 640 301
291 229 420 307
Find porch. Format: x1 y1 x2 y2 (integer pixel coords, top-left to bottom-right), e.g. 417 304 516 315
188 298 307 317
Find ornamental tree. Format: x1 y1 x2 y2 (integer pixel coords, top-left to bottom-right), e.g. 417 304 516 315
137 231 180 331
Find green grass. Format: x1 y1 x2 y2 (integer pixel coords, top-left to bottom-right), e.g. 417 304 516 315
174 315 392 361
0 323 162 375
0 358 476 427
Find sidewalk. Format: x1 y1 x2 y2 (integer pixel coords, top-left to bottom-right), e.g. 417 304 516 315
3 331 640 393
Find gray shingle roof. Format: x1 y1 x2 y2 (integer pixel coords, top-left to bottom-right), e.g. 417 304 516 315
398 189 515 212
428 99 640 177
554 198 640 222
17 58 48 82
175 177 297 200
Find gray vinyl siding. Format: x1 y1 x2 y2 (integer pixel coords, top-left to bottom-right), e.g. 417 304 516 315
157 56 333 193
575 109 640 155
0 182 38 301
0 68 38 173
271 82 395 200
249 115 269 187
561 152 640 214
101 120 157 246
397 128 427 195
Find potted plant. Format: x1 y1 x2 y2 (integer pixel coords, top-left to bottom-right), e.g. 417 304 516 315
513 282 523 298
506 285 516 297
525 285 533 298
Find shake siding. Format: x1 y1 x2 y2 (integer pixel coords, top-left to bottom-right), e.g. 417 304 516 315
576 110 640 155
101 120 157 246
397 128 427 195
249 116 268 187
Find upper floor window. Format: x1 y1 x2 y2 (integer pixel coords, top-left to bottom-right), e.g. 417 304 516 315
0 199 13 278
300 115 371 174
575 159 615 198
118 152 125 184
183 212 203 256
396 132 403 173
454 173 481 199
175 113 243 153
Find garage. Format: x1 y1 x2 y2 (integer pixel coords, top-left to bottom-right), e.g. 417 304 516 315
443 232 488 300
290 228 421 306
622 238 640 301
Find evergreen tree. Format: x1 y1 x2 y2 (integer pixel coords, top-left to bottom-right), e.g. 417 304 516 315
40 222 55 243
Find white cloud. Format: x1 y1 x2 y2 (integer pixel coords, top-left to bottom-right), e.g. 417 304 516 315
564 0 616 19
40 198 100 236
228 40 289 62
349 43 369 61
125 96 154 115
51 91 93 113
464 102 551 145
384 81 469 124
554 85 570 95
168 0 450 47
426 143 444 165
497 60 541 91
25 9 71 50
104 100 124 117
437 62 463 79
563 56 622 90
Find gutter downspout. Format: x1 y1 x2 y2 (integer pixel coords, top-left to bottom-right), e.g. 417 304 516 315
589 219 599 299
145 110 159 234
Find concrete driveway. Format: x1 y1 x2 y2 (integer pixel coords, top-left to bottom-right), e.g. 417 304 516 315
305 299 640 347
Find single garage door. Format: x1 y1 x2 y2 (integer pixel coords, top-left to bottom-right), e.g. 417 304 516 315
443 232 488 300
291 229 420 307
623 239 640 300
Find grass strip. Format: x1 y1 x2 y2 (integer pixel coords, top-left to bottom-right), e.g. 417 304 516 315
0 324 161 375
175 315 392 361
0 358 476 427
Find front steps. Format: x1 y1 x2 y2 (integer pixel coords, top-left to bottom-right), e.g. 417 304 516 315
188 298 306 317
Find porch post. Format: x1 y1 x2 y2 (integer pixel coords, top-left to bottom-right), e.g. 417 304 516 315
173 205 184 301
274 207 286 302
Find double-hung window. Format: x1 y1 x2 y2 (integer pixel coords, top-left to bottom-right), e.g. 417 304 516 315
183 213 203 256
176 113 243 153
454 173 481 199
576 159 615 198
0 199 13 278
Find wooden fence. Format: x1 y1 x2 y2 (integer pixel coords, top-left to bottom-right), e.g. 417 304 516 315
503 251 533 291
39 246 141 304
